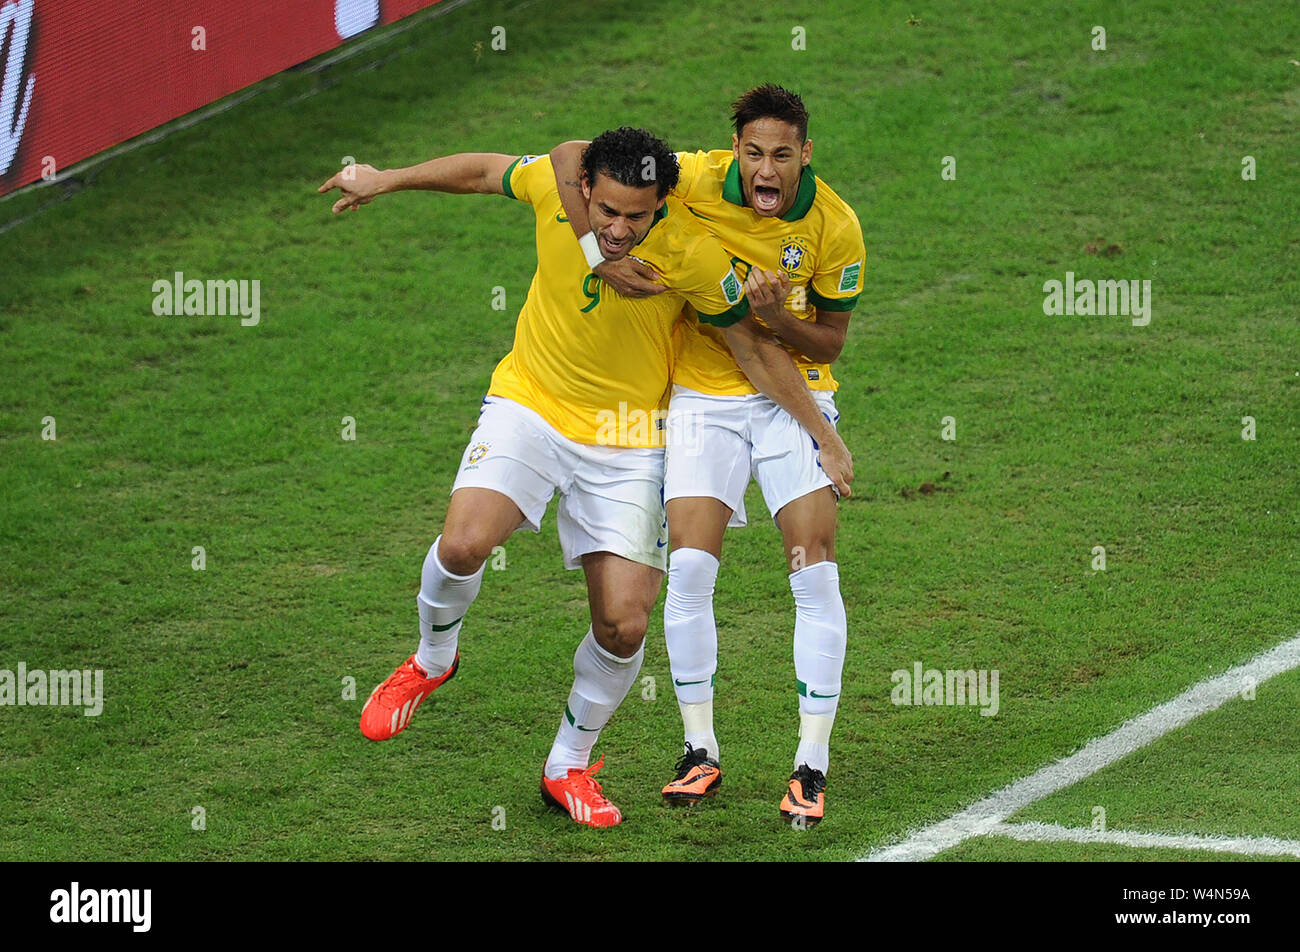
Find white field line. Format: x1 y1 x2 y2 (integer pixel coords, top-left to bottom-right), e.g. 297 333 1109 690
861 631 1300 862
988 821 1300 858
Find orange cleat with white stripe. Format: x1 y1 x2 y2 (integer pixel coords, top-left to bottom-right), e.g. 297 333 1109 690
779 764 826 825
540 755 623 828
359 653 459 741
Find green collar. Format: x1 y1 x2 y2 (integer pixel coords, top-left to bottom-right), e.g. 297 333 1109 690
634 199 669 246
722 158 817 221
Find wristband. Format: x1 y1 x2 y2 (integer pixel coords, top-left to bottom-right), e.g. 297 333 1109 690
578 231 605 271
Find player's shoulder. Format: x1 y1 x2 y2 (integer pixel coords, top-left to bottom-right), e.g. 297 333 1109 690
514 153 554 182
808 172 862 235
514 153 551 172
676 149 734 189
697 149 735 172
659 195 723 256
638 197 726 282
503 152 555 199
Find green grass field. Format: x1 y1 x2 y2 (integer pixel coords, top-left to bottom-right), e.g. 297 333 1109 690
1 0 1297 862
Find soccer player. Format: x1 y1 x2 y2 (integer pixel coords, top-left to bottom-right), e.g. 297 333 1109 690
548 86 865 824
317 127 852 828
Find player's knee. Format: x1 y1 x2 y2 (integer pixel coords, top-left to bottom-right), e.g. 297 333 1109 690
786 539 834 570
592 610 649 658
436 530 491 576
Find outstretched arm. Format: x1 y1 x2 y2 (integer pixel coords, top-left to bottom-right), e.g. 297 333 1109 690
318 153 517 214
549 140 666 297
722 317 853 497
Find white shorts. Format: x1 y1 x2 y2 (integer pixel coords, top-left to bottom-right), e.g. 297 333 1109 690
664 386 839 527
451 396 668 571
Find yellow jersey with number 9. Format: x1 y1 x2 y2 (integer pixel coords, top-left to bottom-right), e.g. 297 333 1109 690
670 149 864 396
487 154 749 447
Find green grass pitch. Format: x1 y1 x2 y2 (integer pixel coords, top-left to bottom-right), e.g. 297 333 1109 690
1 0 1297 862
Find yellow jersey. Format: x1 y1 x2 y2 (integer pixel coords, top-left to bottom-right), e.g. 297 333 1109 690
489 154 749 447
671 150 865 395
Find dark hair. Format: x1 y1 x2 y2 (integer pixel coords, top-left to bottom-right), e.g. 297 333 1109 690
731 84 809 142
580 127 679 200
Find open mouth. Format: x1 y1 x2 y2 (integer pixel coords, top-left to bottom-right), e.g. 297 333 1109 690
600 233 630 257
753 184 781 213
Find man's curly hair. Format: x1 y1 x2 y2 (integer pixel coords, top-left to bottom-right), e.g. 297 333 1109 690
580 127 679 200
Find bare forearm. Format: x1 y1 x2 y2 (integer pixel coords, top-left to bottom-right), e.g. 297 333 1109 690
549 140 592 236
382 152 513 195
762 309 844 363
726 323 834 442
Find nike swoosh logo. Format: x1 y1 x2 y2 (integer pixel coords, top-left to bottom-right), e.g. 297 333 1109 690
809 690 840 699
656 539 667 548
674 678 709 687
564 702 600 731
555 213 569 222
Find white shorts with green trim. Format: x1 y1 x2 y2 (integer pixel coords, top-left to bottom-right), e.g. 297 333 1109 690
452 396 668 571
663 385 839 528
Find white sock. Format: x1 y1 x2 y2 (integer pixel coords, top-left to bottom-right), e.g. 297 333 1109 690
545 629 644 779
665 547 720 758
795 714 834 775
415 536 485 677
679 701 719 763
790 561 847 774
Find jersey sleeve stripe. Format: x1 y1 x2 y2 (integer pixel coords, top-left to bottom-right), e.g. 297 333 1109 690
501 156 523 199
808 289 858 312
696 297 751 327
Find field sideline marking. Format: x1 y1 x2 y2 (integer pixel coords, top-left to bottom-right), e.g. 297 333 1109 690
861 631 1300 862
987 821 1300 858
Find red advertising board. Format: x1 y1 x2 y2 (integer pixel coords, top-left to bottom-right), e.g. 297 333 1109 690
0 0 448 195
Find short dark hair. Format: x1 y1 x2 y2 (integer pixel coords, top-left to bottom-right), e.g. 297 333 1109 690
731 84 809 142
580 127 679 200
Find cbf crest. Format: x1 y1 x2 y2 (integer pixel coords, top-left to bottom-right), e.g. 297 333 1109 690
778 236 810 275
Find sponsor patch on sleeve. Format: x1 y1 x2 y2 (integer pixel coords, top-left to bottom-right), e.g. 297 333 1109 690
721 269 742 305
838 261 862 293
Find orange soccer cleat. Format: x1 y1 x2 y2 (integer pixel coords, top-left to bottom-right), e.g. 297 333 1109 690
359 653 459 741
779 764 826 825
540 755 624 828
661 743 722 805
